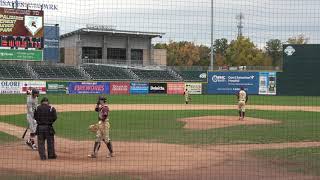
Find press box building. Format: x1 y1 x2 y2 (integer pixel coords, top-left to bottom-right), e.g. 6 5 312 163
60 27 166 66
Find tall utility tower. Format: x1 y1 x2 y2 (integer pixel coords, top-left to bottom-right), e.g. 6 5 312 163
236 13 244 37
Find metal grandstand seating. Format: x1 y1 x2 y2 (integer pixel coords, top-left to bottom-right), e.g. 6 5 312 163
0 63 32 79
131 68 179 81
176 71 207 82
81 64 135 80
30 65 86 80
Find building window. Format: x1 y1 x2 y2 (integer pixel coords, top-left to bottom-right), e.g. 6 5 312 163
60 48 65 63
131 49 143 60
107 48 126 60
82 47 102 59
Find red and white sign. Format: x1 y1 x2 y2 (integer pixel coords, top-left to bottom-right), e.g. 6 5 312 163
110 82 130 95
167 82 185 95
21 81 46 94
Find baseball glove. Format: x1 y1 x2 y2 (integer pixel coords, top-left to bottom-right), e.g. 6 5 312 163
88 124 99 133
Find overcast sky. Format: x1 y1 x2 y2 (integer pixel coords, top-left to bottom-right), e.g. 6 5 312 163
17 0 320 47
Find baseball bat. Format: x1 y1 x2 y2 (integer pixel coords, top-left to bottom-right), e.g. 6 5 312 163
22 128 28 139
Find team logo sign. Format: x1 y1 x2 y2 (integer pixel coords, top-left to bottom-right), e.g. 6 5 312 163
284 46 296 56
24 16 43 36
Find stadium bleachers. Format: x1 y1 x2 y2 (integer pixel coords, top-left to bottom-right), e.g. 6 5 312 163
131 68 179 81
82 65 135 80
176 71 207 82
0 63 32 79
30 64 86 80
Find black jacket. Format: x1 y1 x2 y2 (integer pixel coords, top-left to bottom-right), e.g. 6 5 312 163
34 104 57 126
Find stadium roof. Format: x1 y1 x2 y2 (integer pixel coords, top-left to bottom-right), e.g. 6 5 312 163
60 28 165 39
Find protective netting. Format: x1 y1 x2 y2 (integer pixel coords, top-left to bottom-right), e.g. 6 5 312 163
0 0 320 180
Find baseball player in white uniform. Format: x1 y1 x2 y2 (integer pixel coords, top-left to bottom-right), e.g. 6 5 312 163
237 87 248 120
26 88 39 150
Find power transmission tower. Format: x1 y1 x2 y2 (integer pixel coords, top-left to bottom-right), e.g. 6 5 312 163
236 13 244 37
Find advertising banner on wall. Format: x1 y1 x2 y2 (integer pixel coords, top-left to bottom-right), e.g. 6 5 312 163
207 72 259 94
0 7 44 61
0 80 46 94
110 82 130 95
46 82 67 94
0 80 21 94
68 82 110 94
167 82 185 95
130 82 149 94
185 83 202 94
21 81 46 94
259 72 277 95
149 83 167 94
43 25 59 62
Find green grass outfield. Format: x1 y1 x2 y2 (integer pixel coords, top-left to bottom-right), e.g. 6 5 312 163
0 94 319 106
0 131 18 144
1 110 319 144
251 147 320 176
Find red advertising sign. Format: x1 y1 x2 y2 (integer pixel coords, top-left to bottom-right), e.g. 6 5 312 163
110 82 130 95
167 82 185 95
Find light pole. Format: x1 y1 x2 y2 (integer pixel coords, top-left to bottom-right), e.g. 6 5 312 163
210 0 214 71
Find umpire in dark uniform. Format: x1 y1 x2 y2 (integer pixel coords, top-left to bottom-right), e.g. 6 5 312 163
34 97 57 160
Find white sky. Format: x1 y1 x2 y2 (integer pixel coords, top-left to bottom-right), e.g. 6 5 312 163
9 0 320 47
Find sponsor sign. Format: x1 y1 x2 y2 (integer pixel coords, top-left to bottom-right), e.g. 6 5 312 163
46 82 67 94
110 82 130 95
149 83 167 94
259 72 277 95
68 82 110 94
185 83 202 94
0 80 46 94
207 72 259 94
167 82 185 95
43 25 59 62
0 80 20 94
130 82 149 94
21 81 46 94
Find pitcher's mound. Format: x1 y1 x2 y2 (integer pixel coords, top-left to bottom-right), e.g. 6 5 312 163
178 116 280 130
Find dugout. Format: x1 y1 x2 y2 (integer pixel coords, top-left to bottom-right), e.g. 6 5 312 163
277 44 320 96
60 26 166 66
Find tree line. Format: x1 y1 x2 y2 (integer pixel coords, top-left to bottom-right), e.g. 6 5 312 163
154 34 309 67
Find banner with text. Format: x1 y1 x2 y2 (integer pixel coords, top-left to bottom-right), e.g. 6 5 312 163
185 83 202 94
130 82 149 94
68 82 110 94
0 80 21 94
167 82 185 95
46 82 67 94
149 83 167 94
110 82 130 95
207 72 259 94
21 81 46 94
259 72 277 95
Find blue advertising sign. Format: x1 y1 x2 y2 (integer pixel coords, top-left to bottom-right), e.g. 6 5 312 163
208 72 259 94
130 82 149 94
68 82 110 94
44 25 59 62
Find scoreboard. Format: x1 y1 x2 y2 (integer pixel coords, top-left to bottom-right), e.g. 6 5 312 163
0 35 43 49
0 7 43 61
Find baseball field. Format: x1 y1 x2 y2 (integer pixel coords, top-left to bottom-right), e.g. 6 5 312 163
0 94 319 180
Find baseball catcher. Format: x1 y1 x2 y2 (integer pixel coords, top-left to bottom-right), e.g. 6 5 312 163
25 88 39 150
236 87 248 120
88 96 114 158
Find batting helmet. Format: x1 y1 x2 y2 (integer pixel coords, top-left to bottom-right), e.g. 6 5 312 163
32 89 39 96
98 96 107 102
